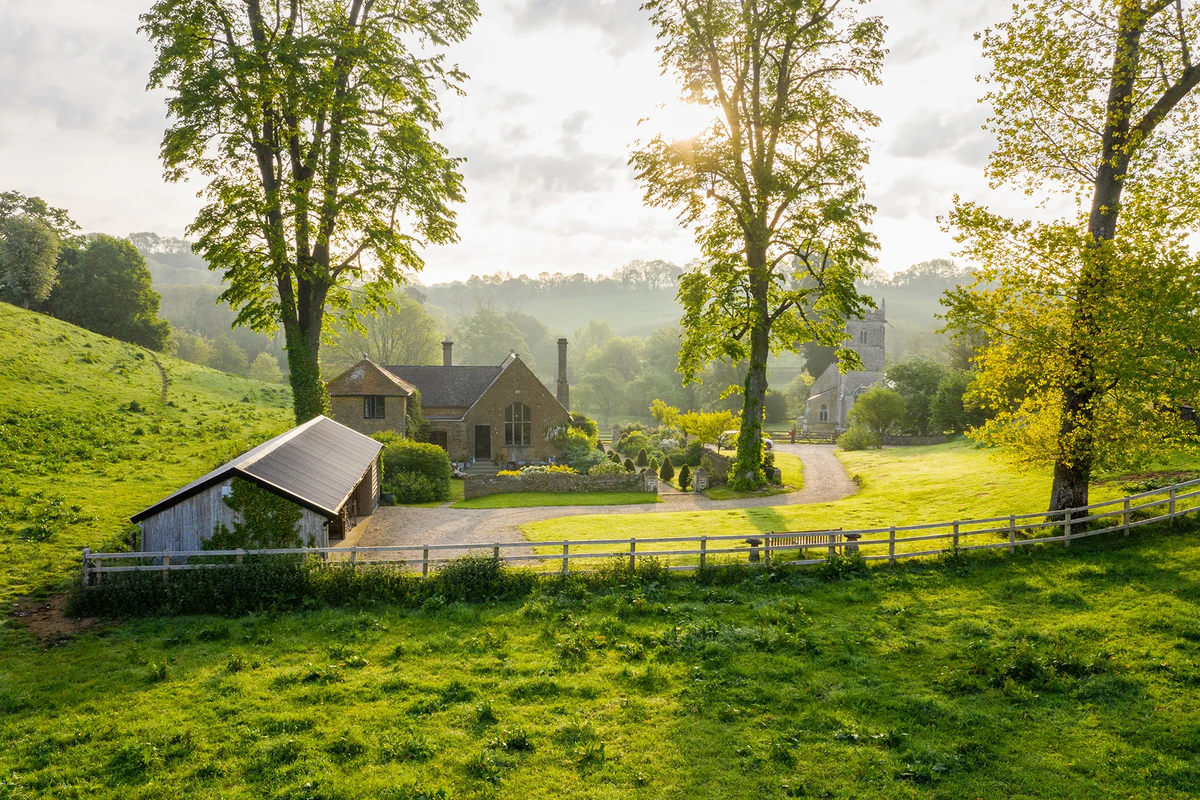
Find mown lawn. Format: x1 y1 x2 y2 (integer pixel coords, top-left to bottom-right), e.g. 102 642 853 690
523 440 1199 557
2 526 1199 798
453 491 661 509
0 303 293 602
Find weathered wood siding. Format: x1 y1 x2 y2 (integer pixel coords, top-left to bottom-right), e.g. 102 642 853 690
139 479 330 551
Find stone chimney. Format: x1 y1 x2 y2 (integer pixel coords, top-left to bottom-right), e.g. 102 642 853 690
556 338 569 410
442 339 453 367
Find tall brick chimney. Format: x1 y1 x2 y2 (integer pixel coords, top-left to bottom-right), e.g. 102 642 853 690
556 338 569 410
442 339 453 367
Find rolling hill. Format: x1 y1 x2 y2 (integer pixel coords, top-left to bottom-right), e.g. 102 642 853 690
0 303 294 601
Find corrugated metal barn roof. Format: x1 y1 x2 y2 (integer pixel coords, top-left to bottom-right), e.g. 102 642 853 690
131 416 382 523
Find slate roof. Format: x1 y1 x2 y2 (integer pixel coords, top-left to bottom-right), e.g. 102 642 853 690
383 365 503 408
326 359 415 396
131 416 382 522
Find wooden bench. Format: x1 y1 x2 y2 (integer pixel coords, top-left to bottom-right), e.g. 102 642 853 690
763 529 845 559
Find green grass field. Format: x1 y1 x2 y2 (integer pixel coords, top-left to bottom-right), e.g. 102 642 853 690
453 491 660 509
0 303 293 601
2 526 1199 798
522 440 1176 554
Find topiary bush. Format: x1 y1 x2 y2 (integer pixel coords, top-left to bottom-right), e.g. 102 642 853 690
678 463 691 491
659 458 675 482
623 457 635 472
837 424 881 451
635 448 649 468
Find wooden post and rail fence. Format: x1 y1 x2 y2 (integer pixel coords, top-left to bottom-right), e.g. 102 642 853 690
79 478 1200 587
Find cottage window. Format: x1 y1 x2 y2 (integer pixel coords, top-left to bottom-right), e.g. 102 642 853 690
505 402 531 446
818 404 829 423
859 329 867 344
363 395 386 419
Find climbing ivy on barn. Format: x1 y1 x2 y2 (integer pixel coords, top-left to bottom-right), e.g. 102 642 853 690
206 478 311 550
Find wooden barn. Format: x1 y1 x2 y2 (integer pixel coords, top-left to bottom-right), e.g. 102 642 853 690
131 416 382 551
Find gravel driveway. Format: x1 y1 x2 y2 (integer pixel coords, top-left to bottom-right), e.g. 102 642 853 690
353 444 858 561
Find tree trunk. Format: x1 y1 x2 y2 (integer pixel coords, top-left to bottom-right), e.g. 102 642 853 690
1048 5 1143 513
734 272 770 489
283 279 331 424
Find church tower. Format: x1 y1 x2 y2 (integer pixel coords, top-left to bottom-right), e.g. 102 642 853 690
844 299 885 371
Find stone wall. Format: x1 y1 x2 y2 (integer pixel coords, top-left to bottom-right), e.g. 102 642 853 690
463 357 571 464
700 449 733 486
330 395 407 438
464 472 651 499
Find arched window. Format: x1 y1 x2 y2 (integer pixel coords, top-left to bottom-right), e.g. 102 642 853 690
818 404 829 423
854 386 867 399
505 402 531 446
859 329 868 344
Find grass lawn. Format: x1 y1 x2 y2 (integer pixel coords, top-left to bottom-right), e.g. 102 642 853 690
523 440 1199 560
453 491 660 509
2 526 1199 798
703 450 804 501
0 303 293 602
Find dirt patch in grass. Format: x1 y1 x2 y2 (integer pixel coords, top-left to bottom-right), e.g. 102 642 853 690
9 594 96 644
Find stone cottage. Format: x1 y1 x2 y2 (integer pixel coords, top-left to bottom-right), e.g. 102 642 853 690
326 339 572 464
801 303 887 433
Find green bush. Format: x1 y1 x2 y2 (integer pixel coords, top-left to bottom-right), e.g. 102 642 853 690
375 436 451 501
388 471 445 504
635 448 649 468
623 457 635 472
588 461 628 476
659 458 675 482
678 463 691 491
569 412 599 441
837 424 881 451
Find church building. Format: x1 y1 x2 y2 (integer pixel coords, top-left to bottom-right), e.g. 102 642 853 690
800 303 886 433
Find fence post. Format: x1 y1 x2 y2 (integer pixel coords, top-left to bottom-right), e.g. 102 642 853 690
700 536 707 570
350 547 357 569
162 554 171 581
1064 511 1072 548
422 547 429 578
1008 516 1016 555
952 522 960 551
1124 499 1131 536
1170 486 1177 523
236 550 244 565
81 548 90 588
493 543 501 565
888 528 896 566
764 533 772 567
628 538 636 572
561 543 569 576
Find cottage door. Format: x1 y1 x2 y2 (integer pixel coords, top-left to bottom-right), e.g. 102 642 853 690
474 425 491 460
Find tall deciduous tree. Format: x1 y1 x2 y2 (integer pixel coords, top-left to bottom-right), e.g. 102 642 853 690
0 191 79 244
141 0 477 423
52 236 172 350
946 0 1200 511
632 0 883 489
326 291 441 371
0 216 60 310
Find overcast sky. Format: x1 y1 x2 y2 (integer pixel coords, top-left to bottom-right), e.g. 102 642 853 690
0 0 1029 283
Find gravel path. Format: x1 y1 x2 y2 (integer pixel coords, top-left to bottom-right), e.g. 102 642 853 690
354 444 858 561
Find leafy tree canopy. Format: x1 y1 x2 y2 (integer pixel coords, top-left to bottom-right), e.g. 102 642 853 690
141 0 478 423
633 0 884 489
0 216 60 310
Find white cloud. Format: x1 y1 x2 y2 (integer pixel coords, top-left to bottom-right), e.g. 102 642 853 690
0 0 1039 279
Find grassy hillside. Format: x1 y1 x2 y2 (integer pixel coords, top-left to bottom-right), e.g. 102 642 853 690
1 526 1198 798
0 303 293 601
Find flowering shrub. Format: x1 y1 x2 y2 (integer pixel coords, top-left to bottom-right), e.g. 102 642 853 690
497 470 522 477
520 465 577 475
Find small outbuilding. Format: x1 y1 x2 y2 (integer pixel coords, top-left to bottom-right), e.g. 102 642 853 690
131 415 383 551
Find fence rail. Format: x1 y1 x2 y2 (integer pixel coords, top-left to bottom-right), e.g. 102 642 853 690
80 478 1200 585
